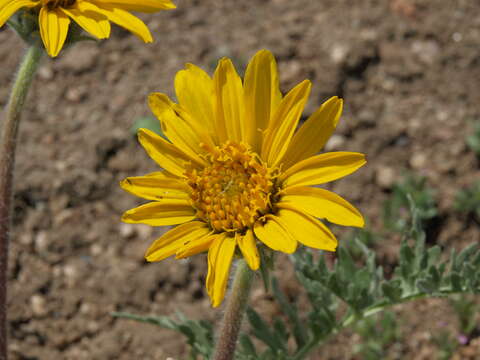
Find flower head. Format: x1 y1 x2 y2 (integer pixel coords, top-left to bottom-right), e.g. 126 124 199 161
121 50 366 307
0 0 176 57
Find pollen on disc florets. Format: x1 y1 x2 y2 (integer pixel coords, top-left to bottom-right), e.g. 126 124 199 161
43 0 76 10
185 142 274 233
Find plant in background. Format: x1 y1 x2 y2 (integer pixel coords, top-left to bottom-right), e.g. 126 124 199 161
353 311 401 360
383 174 437 232
119 49 366 359
0 1 175 357
432 330 458 360
466 120 480 157
455 181 480 220
449 295 479 342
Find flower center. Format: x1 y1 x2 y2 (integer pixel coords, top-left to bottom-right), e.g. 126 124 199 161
43 0 76 10
186 142 273 233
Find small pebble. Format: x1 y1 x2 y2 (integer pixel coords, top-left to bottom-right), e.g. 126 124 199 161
410 152 427 169
119 223 136 238
30 295 47 316
324 134 346 151
376 166 396 189
34 231 49 252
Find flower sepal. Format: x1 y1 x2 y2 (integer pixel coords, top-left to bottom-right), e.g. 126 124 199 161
258 245 275 292
6 10 38 45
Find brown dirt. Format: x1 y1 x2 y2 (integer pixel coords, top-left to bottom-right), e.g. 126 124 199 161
1 0 479 359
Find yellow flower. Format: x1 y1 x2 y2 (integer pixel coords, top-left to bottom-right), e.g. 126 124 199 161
0 0 176 57
121 50 366 307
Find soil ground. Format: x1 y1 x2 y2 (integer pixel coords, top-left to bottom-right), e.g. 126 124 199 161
1 0 479 359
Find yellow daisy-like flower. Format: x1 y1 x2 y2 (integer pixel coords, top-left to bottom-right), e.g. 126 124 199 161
0 0 176 57
121 50 366 307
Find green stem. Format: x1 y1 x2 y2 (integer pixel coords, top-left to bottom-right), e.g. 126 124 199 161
0 44 43 360
292 287 471 360
213 259 254 360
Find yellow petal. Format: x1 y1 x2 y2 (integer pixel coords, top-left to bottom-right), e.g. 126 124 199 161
280 152 366 187
174 64 217 143
92 3 153 42
243 49 282 152
148 93 208 165
120 171 189 201
280 186 364 227
237 230 260 270
92 0 176 12
121 199 195 226
261 80 311 167
206 234 236 307
60 2 110 39
206 233 225 299
137 128 195 177
253 215 297 254
145 221 210 262
0 0 38 27
170 102 216 149
39 7 70 57
176 232 215 259
276 204 337 251
281 97 343 168
213 58 245 143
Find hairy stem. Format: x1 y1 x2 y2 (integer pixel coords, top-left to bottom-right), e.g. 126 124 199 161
0 44 43 360
213 259 254 360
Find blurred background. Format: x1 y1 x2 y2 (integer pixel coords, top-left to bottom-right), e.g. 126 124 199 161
1 0 479 358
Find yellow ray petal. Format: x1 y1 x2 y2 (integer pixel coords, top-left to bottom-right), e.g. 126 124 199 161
60 1 110 39
176 232 215 259
261 80 311 167
137 128 197 177
120 171 189 201
276 204 337 251
121 199 196 226
213 58 245 143
170 102 216 149
174 64 217 143
207 234 236 307
39 7 70 57
254 215 297 254
282 96 343 168
0 0 38 27
145 221 210 262
206 233 225 299
236 230 260 270
243 49 282 152
280 186 364 227
148 93 208 164
92 3 153 42
280 152 366 187
92 0 176 12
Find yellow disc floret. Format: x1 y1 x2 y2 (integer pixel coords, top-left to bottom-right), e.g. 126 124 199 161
186 142 273 233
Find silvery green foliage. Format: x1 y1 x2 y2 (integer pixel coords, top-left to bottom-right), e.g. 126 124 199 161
383 175 437 232
114 186 480 360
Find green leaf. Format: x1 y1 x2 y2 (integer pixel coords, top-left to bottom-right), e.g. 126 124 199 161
246 307 286 352
272 278 308 348
382 280 403 302
131 116 164 137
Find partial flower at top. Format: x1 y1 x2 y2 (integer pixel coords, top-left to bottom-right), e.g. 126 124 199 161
120 50 367 307
0 0 176 57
